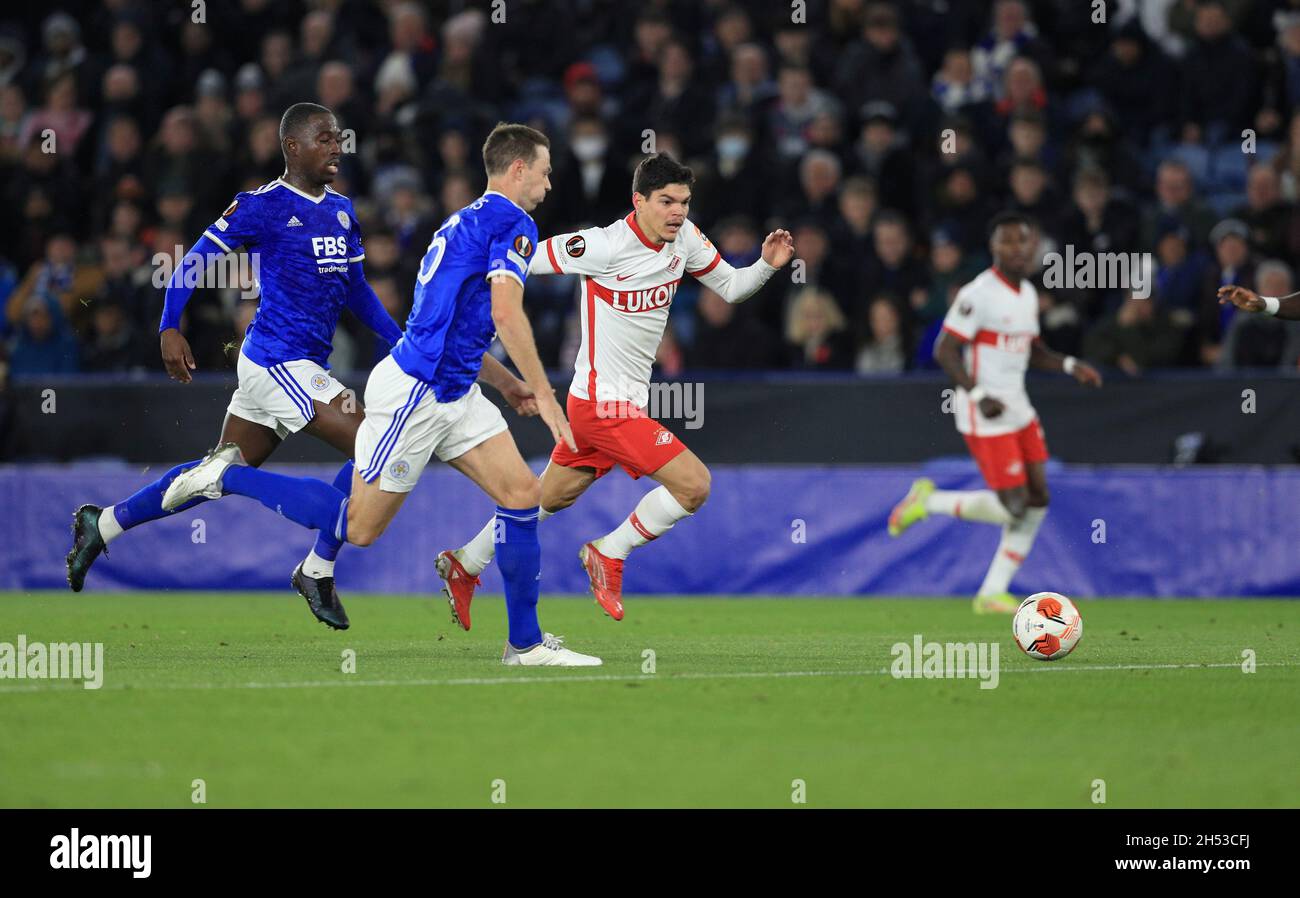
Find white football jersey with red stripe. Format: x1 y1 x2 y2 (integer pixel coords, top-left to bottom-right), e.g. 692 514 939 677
533 213 722 405
941 268 1040 437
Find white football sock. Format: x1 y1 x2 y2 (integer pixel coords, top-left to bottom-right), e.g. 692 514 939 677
595 486 691 560
925 489 1013 525
977 506 1046 596
98 506 124 544
301 549 335 579
457 506 554 576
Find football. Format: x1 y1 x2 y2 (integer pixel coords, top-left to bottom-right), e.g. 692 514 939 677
1012 592 1083 661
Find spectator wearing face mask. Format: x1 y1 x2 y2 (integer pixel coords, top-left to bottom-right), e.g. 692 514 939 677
544 115 627 233
691 115 769 228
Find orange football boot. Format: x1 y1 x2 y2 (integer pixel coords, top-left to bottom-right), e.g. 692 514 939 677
436 549 480 631
579 542 624 621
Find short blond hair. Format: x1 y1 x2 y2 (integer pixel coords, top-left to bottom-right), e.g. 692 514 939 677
786 287 846 344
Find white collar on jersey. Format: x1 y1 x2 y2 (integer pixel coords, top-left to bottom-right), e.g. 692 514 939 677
481 189 526 213
274 177 327 204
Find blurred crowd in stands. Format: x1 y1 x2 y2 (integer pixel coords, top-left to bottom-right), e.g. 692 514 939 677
5 0 1300 385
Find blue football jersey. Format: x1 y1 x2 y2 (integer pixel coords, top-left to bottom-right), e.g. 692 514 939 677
202 179 365 368
391 191 538 401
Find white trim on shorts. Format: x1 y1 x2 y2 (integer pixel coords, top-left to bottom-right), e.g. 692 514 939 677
354 355 508 493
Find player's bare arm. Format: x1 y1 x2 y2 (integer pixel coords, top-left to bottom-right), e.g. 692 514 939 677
1029 338 1103 387
1218 284 1300 320
489 274 576 451
934 330 1005 418
478 353 538 416
693 228 794 303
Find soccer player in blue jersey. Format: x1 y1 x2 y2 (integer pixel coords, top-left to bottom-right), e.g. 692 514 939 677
65 103 536 631
163 123 601 666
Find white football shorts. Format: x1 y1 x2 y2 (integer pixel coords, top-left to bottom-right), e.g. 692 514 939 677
354 354 508 493
227 351 348 438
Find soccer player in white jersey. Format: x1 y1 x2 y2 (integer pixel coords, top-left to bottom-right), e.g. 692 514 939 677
888 211 1102 613
437 153 794 627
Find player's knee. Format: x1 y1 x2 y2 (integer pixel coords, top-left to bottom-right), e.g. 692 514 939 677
673 467 711 512
347 524 380 548
1000 491 1028 520
1029 486 1050 508
345 509 384 547
501 478 542 510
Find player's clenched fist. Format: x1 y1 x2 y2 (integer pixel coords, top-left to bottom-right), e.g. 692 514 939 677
761 229 796 269
160 328 197 383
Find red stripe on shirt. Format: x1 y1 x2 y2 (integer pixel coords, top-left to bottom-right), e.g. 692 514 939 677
545 237 561 273
973 328 1035 347
688 251 721 276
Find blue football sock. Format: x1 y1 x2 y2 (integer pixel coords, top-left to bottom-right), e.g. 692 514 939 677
112 460 206 530
495 506 542 649
222 465 349 540
311 460 354 561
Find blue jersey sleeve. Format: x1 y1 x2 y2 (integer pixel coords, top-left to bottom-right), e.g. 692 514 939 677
486 211 538 288
203 192 263 254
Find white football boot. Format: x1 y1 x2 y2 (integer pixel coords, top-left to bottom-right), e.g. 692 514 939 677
161 442 247 510
501 633 603 667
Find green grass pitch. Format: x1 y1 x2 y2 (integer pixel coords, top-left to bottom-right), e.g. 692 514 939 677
1 592 1297 808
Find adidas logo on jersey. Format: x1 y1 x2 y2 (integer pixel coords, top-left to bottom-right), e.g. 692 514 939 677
286 216 303 227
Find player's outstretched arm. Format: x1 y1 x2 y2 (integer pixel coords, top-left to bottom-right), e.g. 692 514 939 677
1218 284 1300 320
1028 338 1102 386
344 263 403 348
488 275 576 451
694 229 795 304
158 232 231 383
478 353 538 416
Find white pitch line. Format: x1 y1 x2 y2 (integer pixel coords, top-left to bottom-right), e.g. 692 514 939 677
0 660 1296 694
